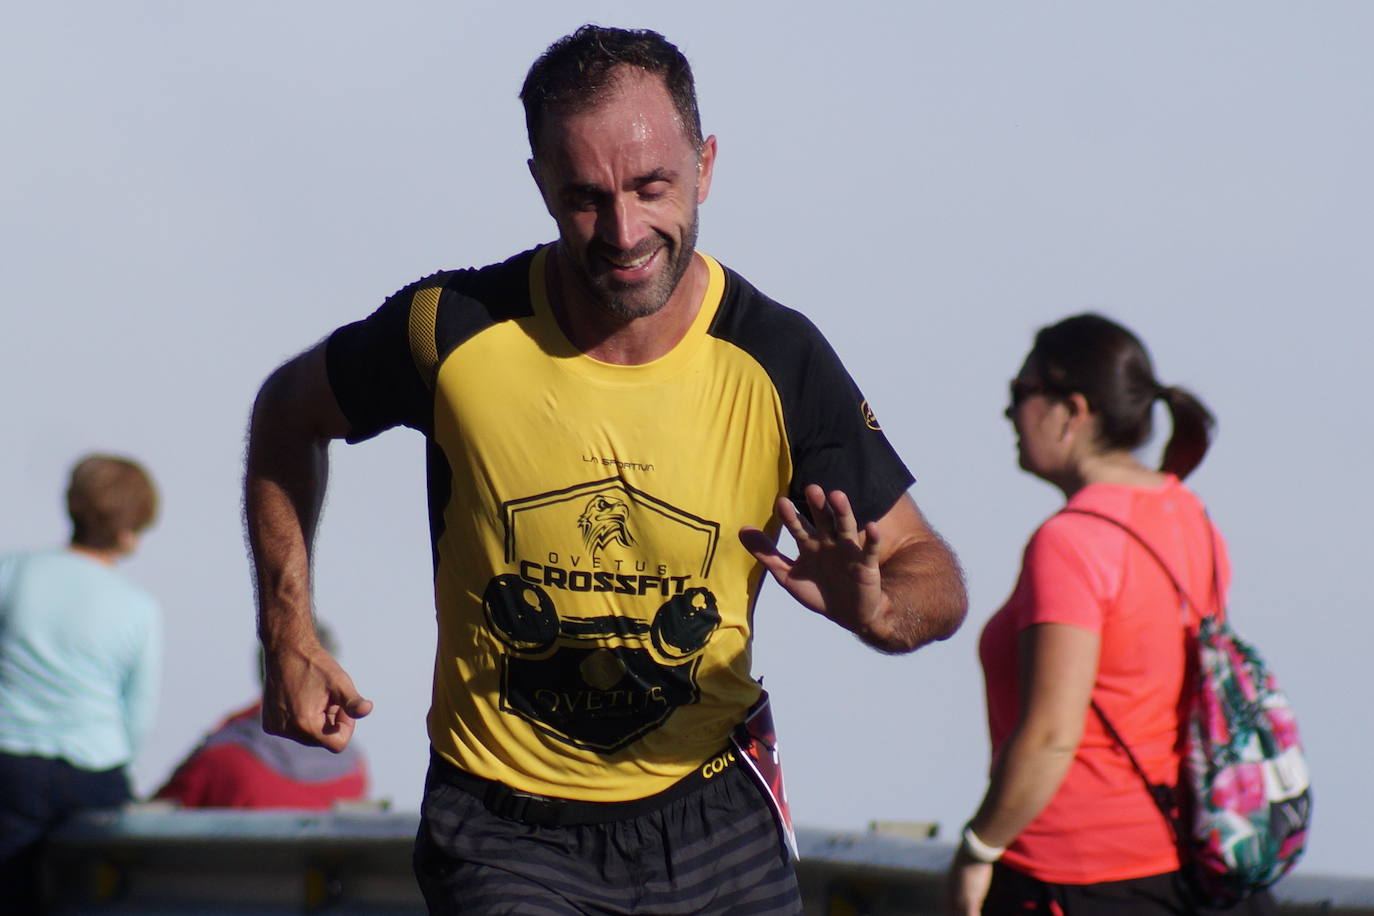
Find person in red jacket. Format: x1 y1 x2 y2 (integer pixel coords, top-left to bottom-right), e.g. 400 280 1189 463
155 624 367 809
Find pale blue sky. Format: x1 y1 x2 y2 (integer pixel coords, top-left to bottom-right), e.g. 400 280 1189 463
3 1 1370 878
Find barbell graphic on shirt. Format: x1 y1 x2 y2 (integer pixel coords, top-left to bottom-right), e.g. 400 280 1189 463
482 573 721 660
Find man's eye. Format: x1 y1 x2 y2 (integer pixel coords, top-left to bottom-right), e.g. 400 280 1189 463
638 182 670 200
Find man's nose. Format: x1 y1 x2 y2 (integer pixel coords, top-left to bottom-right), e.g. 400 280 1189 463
597 194 648 252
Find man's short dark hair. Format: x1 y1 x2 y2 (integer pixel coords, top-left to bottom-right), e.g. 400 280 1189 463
520 25 703 157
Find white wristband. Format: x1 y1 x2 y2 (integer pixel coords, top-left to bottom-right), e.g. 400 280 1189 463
960 824 1006 863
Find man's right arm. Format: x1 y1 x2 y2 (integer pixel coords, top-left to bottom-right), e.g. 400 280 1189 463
244 342 372 752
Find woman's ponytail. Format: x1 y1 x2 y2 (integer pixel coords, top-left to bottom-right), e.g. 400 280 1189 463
1158 385 1215 480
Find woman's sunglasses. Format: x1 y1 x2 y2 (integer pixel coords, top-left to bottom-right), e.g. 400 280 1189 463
1008 380 1047 411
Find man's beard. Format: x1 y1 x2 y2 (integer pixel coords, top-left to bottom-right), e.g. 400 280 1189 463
566 211 700 321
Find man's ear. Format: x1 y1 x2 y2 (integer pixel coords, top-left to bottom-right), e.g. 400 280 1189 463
696 135 717 205
528 158 554 216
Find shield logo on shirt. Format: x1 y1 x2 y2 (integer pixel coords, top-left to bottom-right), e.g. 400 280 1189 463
486 478 723 752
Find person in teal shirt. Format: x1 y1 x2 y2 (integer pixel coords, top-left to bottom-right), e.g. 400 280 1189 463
0 454 161 911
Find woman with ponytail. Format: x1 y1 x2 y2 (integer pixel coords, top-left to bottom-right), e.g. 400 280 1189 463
945 314 1275 915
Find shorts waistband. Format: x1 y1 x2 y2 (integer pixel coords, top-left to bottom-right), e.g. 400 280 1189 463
428 746 742 827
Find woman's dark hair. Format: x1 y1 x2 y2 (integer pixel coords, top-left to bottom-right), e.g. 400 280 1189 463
1031 313 1216 479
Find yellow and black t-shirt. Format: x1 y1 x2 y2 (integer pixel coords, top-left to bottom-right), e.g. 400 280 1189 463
326 245 913 801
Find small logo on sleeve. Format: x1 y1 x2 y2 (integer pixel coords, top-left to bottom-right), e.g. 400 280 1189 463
861 400 882 431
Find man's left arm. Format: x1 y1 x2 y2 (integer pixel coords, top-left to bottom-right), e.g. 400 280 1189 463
739 485 966 653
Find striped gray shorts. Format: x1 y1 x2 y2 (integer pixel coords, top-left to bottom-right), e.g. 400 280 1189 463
412 751 801 915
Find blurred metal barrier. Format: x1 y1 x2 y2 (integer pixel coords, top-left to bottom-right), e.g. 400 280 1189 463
43 808 1374 914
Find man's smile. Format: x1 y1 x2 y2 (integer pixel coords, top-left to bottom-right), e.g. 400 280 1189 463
598 244 663 282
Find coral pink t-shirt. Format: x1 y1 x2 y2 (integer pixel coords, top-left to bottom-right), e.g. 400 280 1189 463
978 477 1229 884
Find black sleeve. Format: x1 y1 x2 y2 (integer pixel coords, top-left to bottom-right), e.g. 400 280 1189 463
324 279 434 443
779 319 914 525
709 273 915 526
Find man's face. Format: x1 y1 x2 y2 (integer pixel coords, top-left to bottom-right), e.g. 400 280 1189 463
530 68 716 320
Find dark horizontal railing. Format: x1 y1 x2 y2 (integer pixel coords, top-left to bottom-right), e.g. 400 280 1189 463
39 807 1373 915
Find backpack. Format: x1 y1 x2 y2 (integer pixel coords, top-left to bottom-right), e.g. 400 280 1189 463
1063 508 1312 906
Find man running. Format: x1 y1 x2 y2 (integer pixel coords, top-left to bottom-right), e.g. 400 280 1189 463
245 25 966 914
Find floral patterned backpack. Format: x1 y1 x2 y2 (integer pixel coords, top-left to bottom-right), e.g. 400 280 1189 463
1066 509 1312 906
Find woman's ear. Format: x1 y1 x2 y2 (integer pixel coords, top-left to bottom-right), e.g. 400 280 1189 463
1061 392 1092 440
115 528 140 557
